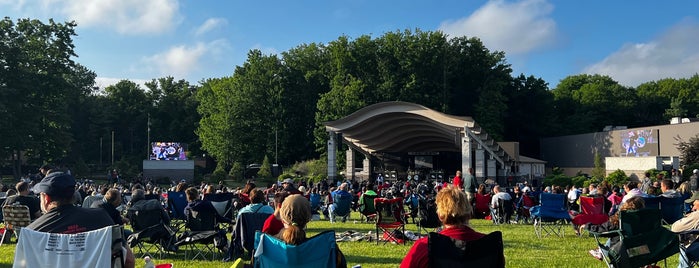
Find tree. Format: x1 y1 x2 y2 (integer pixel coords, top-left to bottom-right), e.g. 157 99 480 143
0 18 95 178
591 152 606 180
229 161 244 181
676 134 699 169
257 155 272 180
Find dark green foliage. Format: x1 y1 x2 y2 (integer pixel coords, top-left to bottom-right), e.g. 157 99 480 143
257 155 272 180
605 169 629 187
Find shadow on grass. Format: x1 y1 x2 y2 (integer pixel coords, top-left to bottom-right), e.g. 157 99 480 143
346 255 405 266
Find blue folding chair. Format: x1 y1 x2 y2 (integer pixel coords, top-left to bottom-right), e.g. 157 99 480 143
642 196 661 210
253 230 337 268
659 196 684 225
531 193 571 238
167 191 188 231
329 193 352 223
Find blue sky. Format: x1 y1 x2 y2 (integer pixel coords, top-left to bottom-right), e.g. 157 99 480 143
3 0 698 89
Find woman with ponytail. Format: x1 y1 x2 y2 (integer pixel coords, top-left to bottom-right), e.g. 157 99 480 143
277 194 347 267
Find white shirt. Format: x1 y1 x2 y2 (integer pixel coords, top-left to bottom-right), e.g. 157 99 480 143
491 192 512 208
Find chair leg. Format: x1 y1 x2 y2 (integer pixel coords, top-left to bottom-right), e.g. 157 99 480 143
0 228 7 247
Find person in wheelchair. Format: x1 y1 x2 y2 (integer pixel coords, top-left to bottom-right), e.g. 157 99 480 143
671 192 699 268
401 186 485 268
586 196 645 260
276 194 347 268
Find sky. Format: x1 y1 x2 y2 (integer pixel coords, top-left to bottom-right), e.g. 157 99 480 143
2 0 698 89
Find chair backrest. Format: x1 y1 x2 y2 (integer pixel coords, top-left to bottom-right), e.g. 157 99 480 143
642 196 661 210
659 196 684 225
204 192 235 219
167 191 188 220
128 208 164 232
2 204 31 228
428 231 504 268
253 230 337 268
332 192 352 217
233 212 272 256
14 225 126 268
497 198 514 215
539 193 566 210
186 206 217 231
309 193 321 210
619 208 662 236
375 197 405 225
580 196 606 215
615 208 679 267
418 197 440 228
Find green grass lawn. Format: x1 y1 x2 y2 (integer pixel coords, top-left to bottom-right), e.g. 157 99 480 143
0 212 682 268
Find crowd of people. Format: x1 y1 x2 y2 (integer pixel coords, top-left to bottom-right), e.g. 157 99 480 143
3 166 699 267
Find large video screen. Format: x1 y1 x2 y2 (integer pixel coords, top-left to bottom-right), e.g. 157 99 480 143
620 129 659 157
150 142 187 160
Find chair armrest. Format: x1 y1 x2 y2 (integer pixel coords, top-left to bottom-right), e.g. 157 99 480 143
674 229 699 235
587 229 621 238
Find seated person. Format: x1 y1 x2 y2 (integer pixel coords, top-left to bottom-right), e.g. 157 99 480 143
328 183 352 223
262 191 291 236
27 172 135 268
672 192 699 268
126 189 177 252
621 181 647 203
660 179 681 198
3 181 41 220
91 188 131 237
184 187 232 252
400 186 485 268
237 189 274 217
276 194 347 268
586 196 645 260
489 185 512 220
474 184 491 219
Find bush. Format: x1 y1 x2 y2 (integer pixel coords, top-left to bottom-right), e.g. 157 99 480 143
543 174 571 187
605 169 628 187
211 162 228 182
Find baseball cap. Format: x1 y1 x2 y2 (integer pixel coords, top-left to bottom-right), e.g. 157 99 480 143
686 192 699 204
33 172 76 198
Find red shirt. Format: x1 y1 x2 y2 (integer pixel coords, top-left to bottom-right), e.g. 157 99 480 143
400 225 485 268
261 213 284 236
453 175 463 190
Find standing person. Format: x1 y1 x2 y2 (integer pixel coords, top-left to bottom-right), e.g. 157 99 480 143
26 172 135 268
463 168 477 204
671 169 682 186
691 169 699 192
452 170 463 191
672 192 699 268
400 186 486 268
640 172 652 194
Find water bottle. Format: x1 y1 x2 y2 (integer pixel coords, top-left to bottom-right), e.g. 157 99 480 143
144 256 155 268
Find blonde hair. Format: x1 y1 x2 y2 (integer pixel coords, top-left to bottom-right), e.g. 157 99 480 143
436 186 472 225
278 194 311 245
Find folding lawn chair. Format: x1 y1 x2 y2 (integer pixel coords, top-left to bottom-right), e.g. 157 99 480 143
531 193 570 238
14 225 127 268
175 206 227 261
589 208 679 268
572 196 609 236
1 204 31 247
427 231 505 268
167 191 188 230
230 212 272 260
252 230 338 268
204 192 235 230
375 197 407 245
674 229 699 268
659 196 684 225
416 196 441 236
127 207 175 259
492 198 514 225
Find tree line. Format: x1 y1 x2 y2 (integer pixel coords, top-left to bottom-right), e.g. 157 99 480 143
2 17 698 180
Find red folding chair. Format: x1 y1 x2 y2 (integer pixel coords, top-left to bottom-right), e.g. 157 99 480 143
374 197 407 245
572 196 609 235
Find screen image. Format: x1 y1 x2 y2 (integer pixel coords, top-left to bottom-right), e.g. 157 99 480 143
620 129 659 157
150 142 188 160
414 156 434 169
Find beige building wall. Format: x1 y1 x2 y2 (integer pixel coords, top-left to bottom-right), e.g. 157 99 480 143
540 121 699 177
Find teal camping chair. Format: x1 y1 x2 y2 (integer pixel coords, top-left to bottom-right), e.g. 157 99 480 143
253 230 337 268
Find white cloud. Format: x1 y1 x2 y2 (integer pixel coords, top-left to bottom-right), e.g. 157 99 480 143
250 44 279 56
584 19 699 87
195 17 227 36
44 0 180 35
139 39 229 79
438 0 557 55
